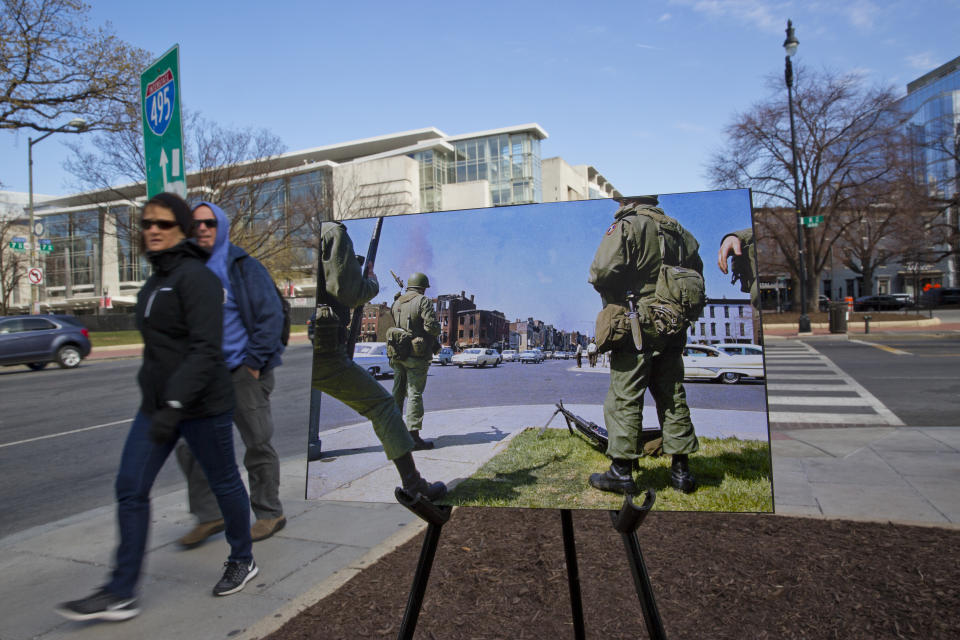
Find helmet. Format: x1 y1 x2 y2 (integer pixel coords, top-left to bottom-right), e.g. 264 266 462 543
407 272 430 289
617 194 659 206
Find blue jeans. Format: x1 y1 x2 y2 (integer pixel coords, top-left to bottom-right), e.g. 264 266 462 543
106 410 252 598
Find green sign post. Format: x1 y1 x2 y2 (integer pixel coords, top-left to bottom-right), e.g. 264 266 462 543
140 45 186 199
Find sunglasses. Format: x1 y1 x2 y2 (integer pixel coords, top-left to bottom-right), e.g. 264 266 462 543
193 218 218 230
141 219 181 231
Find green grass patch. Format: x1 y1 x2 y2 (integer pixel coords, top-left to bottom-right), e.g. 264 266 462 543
89 330 142 347
440 428 773 512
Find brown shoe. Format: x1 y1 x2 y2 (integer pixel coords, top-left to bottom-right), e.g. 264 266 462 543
178 519 225 548
251 516 286 542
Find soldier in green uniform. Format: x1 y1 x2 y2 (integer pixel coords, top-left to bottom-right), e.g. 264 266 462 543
390 273 441 450
719 229 759 309
311 221 445 501
587 195 700 494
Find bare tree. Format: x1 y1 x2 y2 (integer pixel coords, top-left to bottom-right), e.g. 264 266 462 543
709 66 907 312
1 0 151 133
0 216 28 314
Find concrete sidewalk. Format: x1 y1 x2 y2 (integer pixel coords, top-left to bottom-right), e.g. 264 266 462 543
3 399 959 640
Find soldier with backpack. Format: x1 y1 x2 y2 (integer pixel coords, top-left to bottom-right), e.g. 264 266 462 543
587 195 705 495
387 273 441 450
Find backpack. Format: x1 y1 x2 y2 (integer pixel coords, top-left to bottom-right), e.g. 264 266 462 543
273 285 291 346
385 326 413 360
639 211 706 337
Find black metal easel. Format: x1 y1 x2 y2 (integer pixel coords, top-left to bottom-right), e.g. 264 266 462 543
394 487 666 639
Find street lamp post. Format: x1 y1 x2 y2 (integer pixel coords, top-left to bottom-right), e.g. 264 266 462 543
783 19 811 333
27 118 86 314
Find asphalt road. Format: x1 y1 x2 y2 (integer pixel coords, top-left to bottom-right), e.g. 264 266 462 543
803 334 960 426
0 345 764 538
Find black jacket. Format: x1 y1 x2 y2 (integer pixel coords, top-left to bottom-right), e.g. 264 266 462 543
135 240 234 418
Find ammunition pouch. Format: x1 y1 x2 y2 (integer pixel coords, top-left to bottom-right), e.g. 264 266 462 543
313 305 343 354
410 336 429 358
386 326 413 360
651 264 706 336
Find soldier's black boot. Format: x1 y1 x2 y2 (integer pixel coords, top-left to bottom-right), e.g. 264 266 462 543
394 452 447 502
588 458 638 494
670 454 697 493
410 430 435 450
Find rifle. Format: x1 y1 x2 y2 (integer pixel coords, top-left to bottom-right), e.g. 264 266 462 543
390 270 405 290
345 217 384 359
541 400 609 449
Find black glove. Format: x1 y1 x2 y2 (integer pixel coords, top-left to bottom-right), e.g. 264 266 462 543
149 407 182 444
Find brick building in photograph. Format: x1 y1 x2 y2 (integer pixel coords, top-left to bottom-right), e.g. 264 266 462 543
359 302 393 342
456 309 508 349
435 292 476 348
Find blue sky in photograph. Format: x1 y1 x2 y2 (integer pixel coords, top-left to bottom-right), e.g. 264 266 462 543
344 189 752 333
2 1 957 198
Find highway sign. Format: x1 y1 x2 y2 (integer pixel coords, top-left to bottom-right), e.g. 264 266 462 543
140 45 186 199
27 267 44 285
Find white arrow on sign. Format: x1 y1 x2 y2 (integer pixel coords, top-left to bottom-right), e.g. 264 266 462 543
160 148 169 187
28 267 44 285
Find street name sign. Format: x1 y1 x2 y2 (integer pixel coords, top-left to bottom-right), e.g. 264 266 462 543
140 45 186 199
801 215 824 228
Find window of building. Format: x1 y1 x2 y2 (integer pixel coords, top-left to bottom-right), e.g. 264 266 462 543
699 322 706 336
740 323 745 336
725 324 731 337
724 307 729 318
710 323 716 336
710 307 715 318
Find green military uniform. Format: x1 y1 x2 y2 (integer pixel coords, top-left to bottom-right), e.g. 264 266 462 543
588 202 702 464
310 222 414 461
390 287 440 433
723 228 759 310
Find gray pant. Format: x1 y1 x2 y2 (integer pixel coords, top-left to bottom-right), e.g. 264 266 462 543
176 367 282 522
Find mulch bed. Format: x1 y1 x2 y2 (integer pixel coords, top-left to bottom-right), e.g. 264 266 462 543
266 508 960 640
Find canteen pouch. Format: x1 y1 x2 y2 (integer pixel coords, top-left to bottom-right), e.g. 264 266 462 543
313 305 342 354
386 326 413 360
595 303 632 353
652 265 706 335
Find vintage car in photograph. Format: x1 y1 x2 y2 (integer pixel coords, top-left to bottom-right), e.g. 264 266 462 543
518 350 543 364
0 315 92 370
500 349 518 362
682 343 764 384
432 346 453 365
452 348 500 368
712 343 764 357
353 342 394 378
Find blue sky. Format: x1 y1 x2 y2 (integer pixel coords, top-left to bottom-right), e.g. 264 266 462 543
2 1 957 198
343 189 753 333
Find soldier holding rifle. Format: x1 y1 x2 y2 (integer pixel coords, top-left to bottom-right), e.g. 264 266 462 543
311 221 445 501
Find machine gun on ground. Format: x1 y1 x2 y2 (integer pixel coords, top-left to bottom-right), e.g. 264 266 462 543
542 400 609 449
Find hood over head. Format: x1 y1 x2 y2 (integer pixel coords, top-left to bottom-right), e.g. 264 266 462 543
194 201 231 287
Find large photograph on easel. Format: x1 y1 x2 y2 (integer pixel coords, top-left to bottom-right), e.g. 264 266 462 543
306 188 773 512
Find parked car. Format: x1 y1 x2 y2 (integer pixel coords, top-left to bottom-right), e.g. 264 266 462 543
518 350 542 364
818 295 831 311
452 348 500 368
431 346 453 365
554 350 570 360
501 349 518 362
352 342 394 378
891 293 916 308
853 295 904 311
713 343 764 357
681 343 763 384
0 314 92 370
921 287 960 307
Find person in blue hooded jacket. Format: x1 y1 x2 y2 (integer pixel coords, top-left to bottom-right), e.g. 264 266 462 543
175 201 287 547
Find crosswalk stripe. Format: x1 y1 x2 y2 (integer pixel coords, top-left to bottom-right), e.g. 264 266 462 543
766 396 873 406
768 412 890 424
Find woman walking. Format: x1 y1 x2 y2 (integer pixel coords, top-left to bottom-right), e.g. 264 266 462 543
56 193 258 622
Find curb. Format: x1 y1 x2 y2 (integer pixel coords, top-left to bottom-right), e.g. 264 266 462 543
237 515 430 640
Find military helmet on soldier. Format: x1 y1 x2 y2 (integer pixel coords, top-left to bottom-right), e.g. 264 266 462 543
407 272 430 289
616 194 659 206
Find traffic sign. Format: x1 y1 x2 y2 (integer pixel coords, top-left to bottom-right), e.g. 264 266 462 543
27 267 44 285
38 243 54 253
8 241 25 251
140 45 186 199
33 222 44 237
801 215 824 228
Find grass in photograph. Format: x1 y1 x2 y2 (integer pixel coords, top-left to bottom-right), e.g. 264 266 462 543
440 428 773 512
88 330 142 347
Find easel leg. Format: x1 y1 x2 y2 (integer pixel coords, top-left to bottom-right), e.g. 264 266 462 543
610 489 667 640
394 487 452 640
560 509 586 640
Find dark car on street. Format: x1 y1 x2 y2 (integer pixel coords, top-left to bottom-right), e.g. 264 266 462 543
853 295 905 311
0 315 92 370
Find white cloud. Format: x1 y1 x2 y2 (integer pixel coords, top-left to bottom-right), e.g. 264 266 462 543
636 43 659 50
659 13 672 22
536 271 554 284
669 0 786 34
907 52 936 71
675 121 708 133
844 0 879 29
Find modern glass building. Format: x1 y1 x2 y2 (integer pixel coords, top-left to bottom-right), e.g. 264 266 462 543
4 124 618 312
